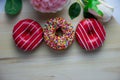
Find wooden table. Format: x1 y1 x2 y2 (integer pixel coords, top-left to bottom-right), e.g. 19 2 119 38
0 0 120 80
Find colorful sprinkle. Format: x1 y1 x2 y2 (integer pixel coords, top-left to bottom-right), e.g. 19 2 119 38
44 17 75 50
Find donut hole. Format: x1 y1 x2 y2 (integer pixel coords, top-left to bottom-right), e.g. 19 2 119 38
55 28 63 36
88 31 93 35
24 29 32 36
88 29 95 36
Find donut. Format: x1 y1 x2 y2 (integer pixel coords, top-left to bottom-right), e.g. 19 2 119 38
44 17 75 50
13 19 43 51
76 18 106 51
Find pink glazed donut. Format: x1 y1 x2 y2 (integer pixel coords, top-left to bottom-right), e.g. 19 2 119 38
13 19 43 51
76 18 106 51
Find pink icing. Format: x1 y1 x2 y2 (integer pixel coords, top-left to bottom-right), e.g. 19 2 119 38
31 0 68 13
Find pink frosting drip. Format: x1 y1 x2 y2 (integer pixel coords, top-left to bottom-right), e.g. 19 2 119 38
31 0 68 13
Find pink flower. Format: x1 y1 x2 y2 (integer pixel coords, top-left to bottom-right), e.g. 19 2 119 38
31 0 68 13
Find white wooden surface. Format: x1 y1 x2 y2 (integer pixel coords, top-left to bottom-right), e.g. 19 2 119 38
0 0 120 80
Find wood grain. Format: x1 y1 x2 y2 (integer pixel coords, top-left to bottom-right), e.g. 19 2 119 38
0 0 120 80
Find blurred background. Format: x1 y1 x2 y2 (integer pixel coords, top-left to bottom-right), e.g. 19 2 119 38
0 0 120 24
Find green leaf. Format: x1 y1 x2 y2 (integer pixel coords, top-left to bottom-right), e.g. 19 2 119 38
5 0 22 15
69 2 81 19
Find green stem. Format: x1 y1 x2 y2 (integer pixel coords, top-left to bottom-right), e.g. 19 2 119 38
11 0 15 10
